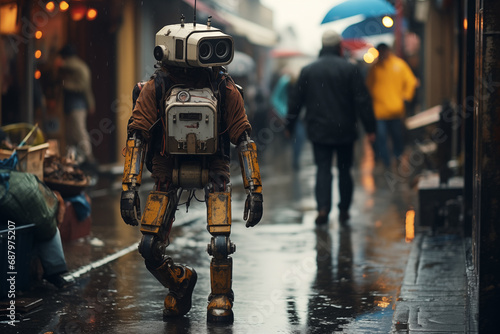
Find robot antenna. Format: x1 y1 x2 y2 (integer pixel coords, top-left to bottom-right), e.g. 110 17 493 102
193 0 197 27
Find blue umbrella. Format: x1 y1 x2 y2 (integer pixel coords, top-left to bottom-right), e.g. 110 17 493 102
342 16 393 39
321 0 395 24
342 16 408 39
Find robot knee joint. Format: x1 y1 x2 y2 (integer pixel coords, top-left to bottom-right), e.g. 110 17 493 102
139 234 165 265
207 235 235 259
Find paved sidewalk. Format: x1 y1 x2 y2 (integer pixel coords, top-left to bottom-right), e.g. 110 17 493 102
392 231 475 333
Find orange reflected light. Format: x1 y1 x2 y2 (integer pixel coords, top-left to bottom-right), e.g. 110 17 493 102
405 209 415 242
35 30 43 39
382 16 394 28
45 1 55 12
34 70 41 80
35 50 42 59
360 136 376 194
360 165 375 193
59 1 69 12
87 8 97 21
463 18 468 30
363 52 375 64
375 296 391 308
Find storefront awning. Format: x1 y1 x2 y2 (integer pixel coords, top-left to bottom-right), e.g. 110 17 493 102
182 0 229 26
222 11 277 47
182 0 277 47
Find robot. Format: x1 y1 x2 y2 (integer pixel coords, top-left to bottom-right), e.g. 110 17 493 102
120 16 263 323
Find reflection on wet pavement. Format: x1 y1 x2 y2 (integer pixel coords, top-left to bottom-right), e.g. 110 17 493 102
9 140 413 334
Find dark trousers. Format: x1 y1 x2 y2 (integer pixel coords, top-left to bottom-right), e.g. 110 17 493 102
312 142 354 214
375 119 404 168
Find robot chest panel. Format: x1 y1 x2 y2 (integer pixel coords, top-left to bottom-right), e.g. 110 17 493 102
165 87 218 155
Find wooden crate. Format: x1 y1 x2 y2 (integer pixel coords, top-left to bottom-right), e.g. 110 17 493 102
0 143 49 180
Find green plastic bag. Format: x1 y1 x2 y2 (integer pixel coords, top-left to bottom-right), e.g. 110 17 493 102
0 169 58 241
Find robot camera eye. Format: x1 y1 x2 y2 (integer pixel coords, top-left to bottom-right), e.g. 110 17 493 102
215 40 230 59
199 41 213 61
154 45 168 61
198 37 233 65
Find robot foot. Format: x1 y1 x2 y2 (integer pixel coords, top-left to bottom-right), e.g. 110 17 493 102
163 266 197 317
207 294 234 323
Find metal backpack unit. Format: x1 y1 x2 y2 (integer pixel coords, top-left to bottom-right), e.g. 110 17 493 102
164 87 218 155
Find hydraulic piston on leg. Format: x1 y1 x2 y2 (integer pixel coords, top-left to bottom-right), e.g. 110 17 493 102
206 190 236 323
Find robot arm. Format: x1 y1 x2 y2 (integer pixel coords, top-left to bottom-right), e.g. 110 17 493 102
121 131 146 226
237 131 263 227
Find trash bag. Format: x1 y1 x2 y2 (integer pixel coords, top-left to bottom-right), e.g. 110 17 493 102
0 150 18 170
0 169 58 241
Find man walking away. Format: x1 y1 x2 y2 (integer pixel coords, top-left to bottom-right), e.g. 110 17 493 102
286 30 376 225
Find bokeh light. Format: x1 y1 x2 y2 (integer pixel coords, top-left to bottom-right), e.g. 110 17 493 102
59 1 69 12
71 6 86 21
45 1 55 12
86 8 98 21
382 16 394 28
363 52 375 64
368 47 379 58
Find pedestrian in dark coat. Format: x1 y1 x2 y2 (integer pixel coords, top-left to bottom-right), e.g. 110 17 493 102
286 30 376 225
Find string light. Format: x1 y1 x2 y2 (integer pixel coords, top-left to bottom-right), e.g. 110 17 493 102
87 8 98 21
45 1 55 12
59 1 69 12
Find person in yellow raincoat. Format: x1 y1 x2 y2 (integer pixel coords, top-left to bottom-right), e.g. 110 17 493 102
366 43 418 169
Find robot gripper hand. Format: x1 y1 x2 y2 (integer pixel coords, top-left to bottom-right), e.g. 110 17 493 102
244 192 263 227
237 131 263 228
121 130 146 226
121 189 141 226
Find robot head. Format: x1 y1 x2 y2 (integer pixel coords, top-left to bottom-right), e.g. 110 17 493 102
154 20 234 68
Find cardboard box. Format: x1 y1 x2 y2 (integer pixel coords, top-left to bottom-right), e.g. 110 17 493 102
59 195 92 242
0 143 49 180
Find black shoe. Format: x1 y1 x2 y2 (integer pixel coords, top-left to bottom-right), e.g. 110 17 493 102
45 274 73 289
315 211 329 225
339 210 350 225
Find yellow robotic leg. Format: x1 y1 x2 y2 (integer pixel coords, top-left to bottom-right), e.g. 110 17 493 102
138 189 197 318
206 190 236 323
